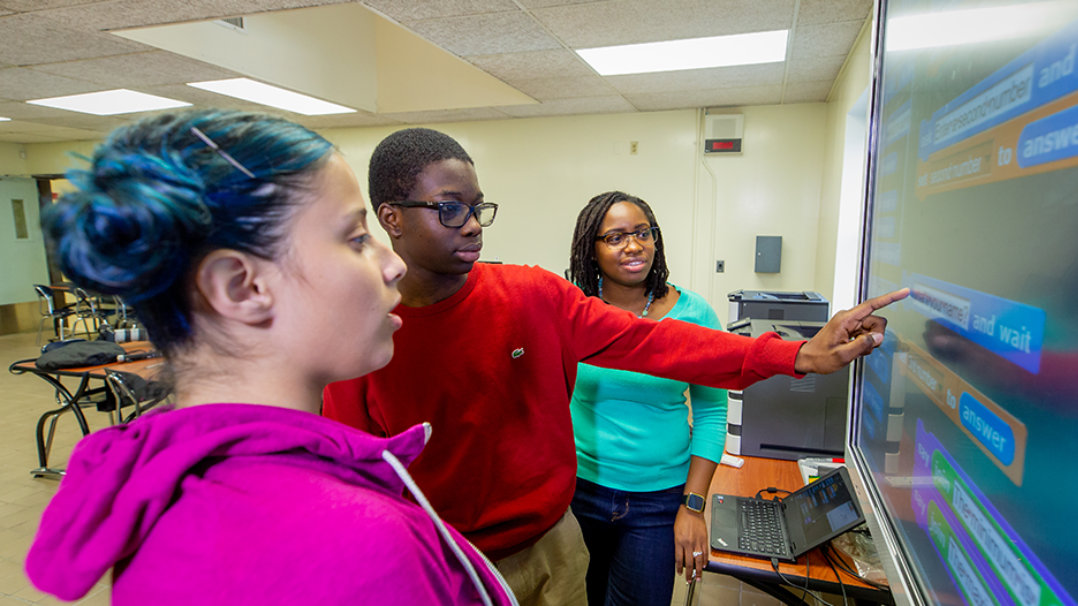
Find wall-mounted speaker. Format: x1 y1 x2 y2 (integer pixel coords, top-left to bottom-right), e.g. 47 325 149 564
703 112 743 154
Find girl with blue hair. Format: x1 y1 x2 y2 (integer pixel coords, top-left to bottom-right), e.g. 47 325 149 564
25 109 515 606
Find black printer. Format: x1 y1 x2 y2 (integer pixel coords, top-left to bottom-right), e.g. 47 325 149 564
725 319 848 460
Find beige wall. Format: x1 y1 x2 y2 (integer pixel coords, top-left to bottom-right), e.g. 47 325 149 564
0 142 29 176
816 21 873 310
322 110 700 282
692 104 828 316
23 141 97 177
19 94 868 318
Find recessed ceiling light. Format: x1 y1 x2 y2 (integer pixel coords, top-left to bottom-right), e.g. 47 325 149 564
27 89 191 115
187 78 356 116
577 30 789 76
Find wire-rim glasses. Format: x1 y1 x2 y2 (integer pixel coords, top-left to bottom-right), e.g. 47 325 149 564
388 201 498 228
596 226 660 249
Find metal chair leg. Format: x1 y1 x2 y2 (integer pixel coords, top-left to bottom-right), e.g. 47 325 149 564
43 413 60 462
684 572 698 606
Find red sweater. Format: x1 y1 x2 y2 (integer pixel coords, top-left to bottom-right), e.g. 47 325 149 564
323 264 802 559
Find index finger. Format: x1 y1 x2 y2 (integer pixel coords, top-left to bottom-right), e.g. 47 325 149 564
847 288 909 321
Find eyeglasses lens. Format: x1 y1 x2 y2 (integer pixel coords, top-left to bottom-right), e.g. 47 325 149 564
440 203 496 228
478 205 497 226
604 227 657 247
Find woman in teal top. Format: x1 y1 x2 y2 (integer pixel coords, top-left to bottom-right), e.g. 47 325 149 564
567 191 727 606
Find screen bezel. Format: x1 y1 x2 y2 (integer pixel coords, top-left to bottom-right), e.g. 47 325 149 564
783 466 868 558
845 1 929 604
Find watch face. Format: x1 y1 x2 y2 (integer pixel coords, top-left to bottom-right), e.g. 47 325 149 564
684 493 705 512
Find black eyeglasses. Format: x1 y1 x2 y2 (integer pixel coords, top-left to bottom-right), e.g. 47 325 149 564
388 201 498 228
596 226 660 248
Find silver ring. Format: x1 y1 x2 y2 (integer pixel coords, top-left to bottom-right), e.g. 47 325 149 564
692 551 704 558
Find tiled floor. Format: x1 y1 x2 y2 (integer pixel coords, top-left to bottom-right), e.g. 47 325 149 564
0 330 797 606
0 331 112 605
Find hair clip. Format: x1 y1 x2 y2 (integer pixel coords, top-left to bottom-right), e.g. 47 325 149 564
190 126 256 179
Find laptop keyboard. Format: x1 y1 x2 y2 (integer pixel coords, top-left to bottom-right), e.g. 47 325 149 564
738 499 786 553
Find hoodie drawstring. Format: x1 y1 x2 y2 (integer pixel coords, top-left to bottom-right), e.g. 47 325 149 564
380 449 518 606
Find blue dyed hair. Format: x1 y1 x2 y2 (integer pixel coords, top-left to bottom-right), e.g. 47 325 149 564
43 109 335 354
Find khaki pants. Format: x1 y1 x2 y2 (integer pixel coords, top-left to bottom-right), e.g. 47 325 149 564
494 509 590 606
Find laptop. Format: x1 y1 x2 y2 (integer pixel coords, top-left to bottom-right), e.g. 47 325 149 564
710 466 865 562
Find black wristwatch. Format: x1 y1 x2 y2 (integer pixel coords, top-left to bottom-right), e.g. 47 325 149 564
682 492 705 513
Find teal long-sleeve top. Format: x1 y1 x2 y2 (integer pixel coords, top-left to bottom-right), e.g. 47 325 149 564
571 285 728 492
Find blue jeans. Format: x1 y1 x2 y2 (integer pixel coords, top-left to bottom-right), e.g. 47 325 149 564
570 477 684 606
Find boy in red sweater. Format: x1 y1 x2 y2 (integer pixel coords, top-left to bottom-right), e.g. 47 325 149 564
323 128 906 606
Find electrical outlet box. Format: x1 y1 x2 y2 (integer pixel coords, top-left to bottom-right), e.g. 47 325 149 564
755 236 782 273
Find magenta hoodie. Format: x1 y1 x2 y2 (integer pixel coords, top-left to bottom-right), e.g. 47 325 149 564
26 403 516 605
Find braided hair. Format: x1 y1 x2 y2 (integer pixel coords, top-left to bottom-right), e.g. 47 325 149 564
367 128 473 208
568 190 669 299
43 109 334 354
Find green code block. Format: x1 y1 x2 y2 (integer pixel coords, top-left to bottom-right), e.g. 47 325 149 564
931 452 1064 606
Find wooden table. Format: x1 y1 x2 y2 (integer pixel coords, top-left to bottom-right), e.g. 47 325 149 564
9 341 165 478
704 454 894 605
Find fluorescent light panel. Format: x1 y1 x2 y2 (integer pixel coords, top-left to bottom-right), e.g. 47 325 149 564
0 117 9 122
577 30 789 76
27 89 191 115
187 78 356 116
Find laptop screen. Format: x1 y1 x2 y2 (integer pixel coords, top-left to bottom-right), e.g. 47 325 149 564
782 467 865 556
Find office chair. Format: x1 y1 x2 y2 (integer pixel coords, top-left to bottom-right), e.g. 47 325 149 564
33 284 77 345
104 294 136 329
72 287 106 337
104 369 170 424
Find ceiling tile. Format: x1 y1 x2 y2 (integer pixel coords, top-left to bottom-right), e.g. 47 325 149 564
608 63 785 95
0 1 873 143
362 0 517 22
0 0 97 11
298 112 403 129
0 67 100 100
0 131 72 143
510 74 616 101
796 0 872 26
139 83 276 114
35 0 349 32
531 0 796 48
234 0 355 13
33 1 353 35
0 99 79 120
377 106 513 124
789 20 863 59
785 54 845 83
37 0 266 31
496 95 633 117
466 49 594 81
0 121 104 141
515 0 606 7
33 51 238 88
31 112 129 133
625 85 783 111
782 80 833 103
402 11 563 56
0 12 145 65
